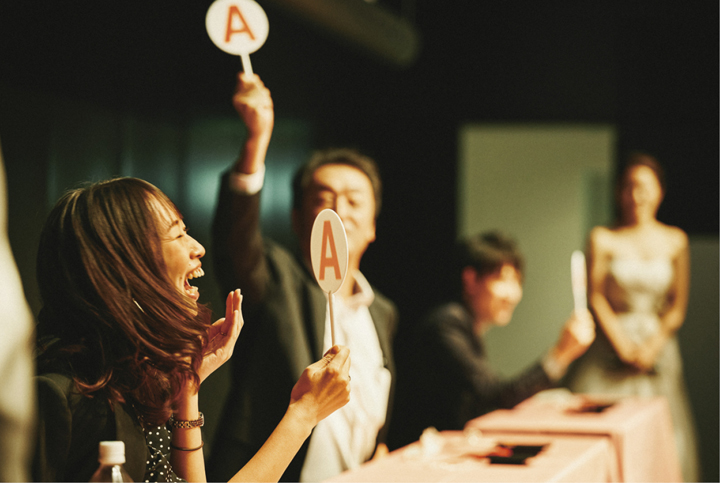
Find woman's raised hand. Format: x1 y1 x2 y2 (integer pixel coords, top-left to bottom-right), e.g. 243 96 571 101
288 345 351 427
199 289 244 384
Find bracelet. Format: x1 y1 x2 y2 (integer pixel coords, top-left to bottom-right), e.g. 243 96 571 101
168 412 204 429
170 441 204 452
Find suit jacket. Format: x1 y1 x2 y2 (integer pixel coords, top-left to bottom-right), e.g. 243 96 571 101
208 172 397 482
32 372 147 482
389 302 551 449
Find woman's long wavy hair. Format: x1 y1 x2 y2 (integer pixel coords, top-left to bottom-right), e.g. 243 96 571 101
36 178 210 427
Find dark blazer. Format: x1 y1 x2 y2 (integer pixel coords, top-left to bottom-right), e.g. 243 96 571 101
389 302 551 449
208 172 397 482
32 372 147 482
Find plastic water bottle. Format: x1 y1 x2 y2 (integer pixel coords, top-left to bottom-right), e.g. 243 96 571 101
89 441 133 482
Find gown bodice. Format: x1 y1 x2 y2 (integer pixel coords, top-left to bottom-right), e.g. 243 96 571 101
606 258 673 314
605 258 674 345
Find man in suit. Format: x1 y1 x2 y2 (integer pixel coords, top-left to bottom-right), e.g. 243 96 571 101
389 231 594 449
208 73 397 482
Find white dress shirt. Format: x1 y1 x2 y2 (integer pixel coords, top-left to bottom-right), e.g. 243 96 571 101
300 272 391 482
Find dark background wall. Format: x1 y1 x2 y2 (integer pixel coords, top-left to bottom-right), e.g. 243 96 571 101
0 1 716 480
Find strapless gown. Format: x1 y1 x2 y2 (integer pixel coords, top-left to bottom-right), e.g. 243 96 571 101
566 258 700 482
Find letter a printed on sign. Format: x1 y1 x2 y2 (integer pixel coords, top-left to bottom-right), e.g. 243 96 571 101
225 5 256 43
310 210 348 294
319 220 341 281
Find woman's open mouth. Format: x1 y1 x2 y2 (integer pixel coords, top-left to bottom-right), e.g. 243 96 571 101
184 267 204 300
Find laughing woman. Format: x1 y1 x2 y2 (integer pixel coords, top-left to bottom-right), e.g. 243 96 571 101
32 178 351 482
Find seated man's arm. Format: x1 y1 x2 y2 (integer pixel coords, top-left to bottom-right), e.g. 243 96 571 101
433 310 550 412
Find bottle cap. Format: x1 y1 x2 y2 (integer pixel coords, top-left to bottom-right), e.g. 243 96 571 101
98 441 126 465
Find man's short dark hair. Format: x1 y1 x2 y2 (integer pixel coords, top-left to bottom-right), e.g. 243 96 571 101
291 148 383 218
456 231 524 281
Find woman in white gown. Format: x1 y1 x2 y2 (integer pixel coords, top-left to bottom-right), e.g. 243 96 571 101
566 152 700 482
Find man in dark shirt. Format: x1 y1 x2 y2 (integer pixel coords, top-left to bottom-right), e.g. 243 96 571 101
389 231 594 449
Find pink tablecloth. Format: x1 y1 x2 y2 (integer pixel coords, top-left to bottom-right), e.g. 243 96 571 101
465 395 681 482
325 431 614 482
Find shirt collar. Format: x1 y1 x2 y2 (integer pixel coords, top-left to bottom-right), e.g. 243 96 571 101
344 270 375 310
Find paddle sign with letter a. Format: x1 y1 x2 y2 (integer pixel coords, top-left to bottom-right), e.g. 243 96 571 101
571 250 587 315
570 250 594 345
310 209 349 346
205 0 269 75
